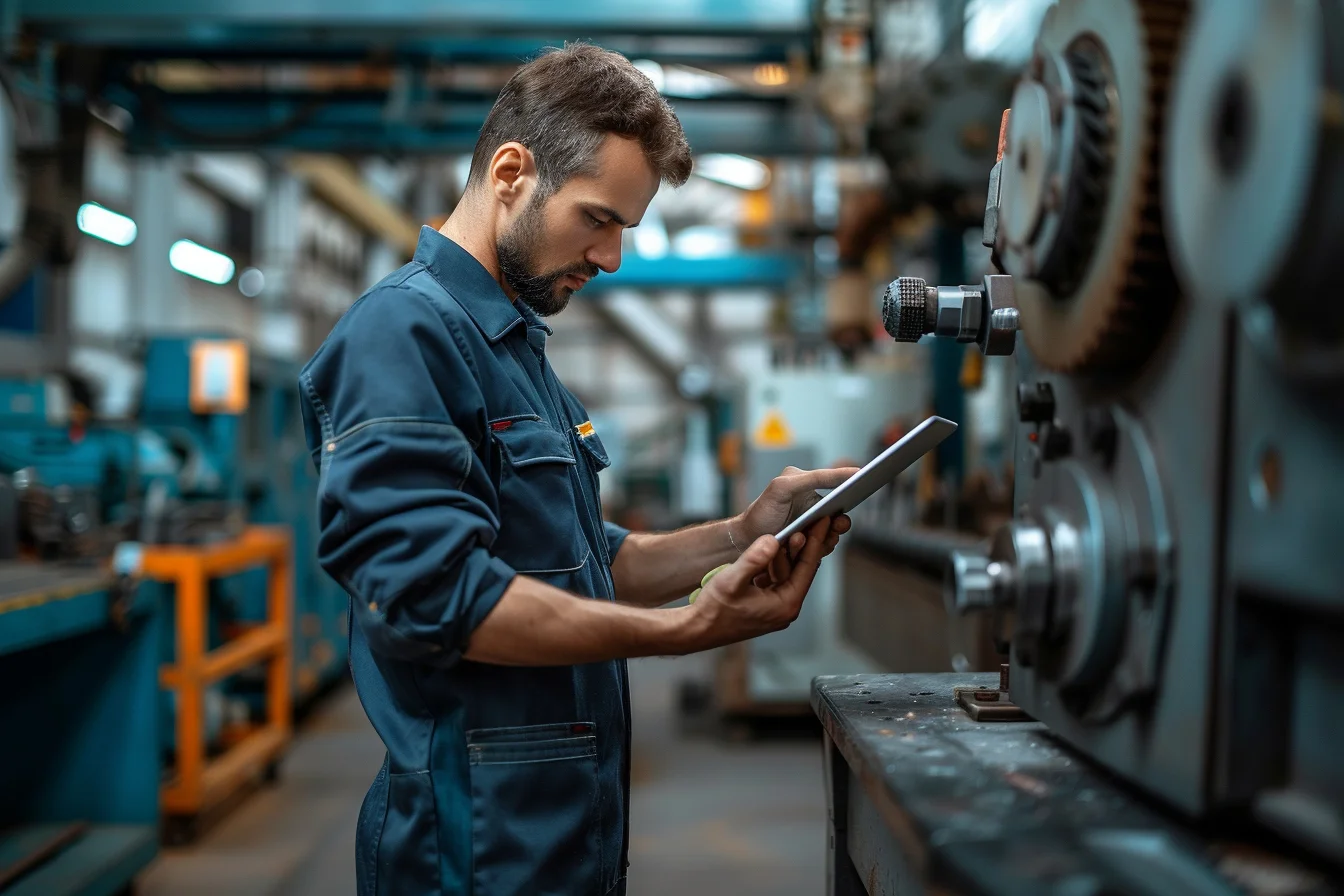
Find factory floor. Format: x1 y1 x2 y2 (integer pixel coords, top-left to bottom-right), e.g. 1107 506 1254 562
137 652 827 895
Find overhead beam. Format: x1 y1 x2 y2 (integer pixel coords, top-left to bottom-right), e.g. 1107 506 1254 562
285 155 419 257
583 254 800 293
112 89 834 156
83 37 801 66
587 301 685 394
15 0 811 39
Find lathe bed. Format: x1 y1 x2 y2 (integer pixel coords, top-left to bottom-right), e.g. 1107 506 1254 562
813 673 1335 896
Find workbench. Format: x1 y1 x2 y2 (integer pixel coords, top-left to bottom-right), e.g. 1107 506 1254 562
0 561 160 896
813 673 1338 896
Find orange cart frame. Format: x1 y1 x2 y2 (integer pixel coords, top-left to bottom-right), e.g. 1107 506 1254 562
142 526 293 823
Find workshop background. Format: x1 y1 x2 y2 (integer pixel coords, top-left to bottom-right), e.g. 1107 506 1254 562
11 0 1337 895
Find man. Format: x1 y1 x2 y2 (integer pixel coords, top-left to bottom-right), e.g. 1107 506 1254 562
299 43 856 895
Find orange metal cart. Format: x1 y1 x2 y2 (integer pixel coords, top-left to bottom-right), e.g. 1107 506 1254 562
141 526 293 830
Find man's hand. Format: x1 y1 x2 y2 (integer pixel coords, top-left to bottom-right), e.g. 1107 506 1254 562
738 465 860 542
735 464 858 576
685 518 835 652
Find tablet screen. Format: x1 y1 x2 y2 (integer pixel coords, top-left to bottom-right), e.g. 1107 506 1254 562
775 416 958 541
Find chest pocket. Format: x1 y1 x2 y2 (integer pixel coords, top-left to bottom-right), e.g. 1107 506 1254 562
575 431 612 477
491 417 590 576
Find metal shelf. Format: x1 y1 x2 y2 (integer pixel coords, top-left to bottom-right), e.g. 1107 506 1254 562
143 526 293 821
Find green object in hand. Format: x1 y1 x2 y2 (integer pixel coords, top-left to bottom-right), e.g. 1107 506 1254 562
688 564 732 604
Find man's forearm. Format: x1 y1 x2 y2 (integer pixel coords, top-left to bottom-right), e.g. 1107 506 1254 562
464 574 704 665
608 516 746 608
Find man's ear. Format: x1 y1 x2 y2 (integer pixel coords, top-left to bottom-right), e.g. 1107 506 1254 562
490 142 536 208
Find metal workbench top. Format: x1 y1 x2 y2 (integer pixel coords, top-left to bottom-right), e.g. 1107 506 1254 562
812 672 1337 896
0 561 113 605
0 561 146 656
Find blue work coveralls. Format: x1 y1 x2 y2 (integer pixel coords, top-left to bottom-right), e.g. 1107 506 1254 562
299 226 632 895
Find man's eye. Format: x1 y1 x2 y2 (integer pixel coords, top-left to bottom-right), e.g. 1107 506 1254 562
585 212 607 228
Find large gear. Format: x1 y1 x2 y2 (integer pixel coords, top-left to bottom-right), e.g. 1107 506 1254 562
996 0 1190 375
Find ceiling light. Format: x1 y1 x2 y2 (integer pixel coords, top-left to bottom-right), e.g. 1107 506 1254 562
662 65 735 98
238 267 266 297
633 205 670 260
753 63 790 87
693 154 772 191
169 239 236 285
677 364 715 400
633 59 666 93
671 225 737 259
964 0 1054 63
76 202 137 246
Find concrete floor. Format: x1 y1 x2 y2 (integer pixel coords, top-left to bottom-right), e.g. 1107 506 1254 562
138 652 827 895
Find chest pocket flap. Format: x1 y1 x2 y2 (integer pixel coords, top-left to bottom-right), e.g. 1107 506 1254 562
493 417 577 468
575 431 611 472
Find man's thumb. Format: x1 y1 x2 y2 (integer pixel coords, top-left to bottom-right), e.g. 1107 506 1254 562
719 535 779 590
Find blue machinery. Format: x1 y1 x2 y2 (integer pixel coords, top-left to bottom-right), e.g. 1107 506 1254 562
0 335 347 892
0 567 160 896
0 373 159 895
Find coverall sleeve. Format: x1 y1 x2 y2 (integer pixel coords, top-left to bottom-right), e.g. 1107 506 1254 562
298 281 515 667
604 521 631 564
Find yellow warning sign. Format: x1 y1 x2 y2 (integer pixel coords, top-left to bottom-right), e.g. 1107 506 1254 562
753 408 794 448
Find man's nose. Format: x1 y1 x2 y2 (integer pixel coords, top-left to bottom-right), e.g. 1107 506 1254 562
586 230 622 274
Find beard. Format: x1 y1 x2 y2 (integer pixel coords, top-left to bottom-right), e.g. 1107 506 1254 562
496 194 599 317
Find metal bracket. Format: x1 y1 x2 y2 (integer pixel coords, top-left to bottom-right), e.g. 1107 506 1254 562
954 665 1032 721
953 686 1031 721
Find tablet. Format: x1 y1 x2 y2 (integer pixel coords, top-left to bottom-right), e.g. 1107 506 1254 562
776 415 958 541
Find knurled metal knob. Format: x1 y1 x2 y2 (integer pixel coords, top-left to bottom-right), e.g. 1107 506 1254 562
882 277 931 342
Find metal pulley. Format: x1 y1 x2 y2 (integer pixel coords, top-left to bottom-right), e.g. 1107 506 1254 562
944 405 1175 721
1165 0 1344 386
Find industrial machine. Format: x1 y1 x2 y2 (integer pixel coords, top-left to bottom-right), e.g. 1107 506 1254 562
242 351 348 704
0 375 160 896
134 334 345 706
818 0 1344 891
0 335 339 851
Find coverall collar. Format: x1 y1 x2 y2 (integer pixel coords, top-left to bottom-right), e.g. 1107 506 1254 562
413 225 553 343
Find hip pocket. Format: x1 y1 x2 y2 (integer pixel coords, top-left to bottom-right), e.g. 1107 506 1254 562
467 722 602 896
356 755 442 896
355 755 389 896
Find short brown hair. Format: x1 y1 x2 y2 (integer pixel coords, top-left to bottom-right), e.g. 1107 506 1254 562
467 43 693 195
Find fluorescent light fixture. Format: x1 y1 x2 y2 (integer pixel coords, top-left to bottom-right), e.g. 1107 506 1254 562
671 225 737 259
964 0 1053 62
238 267 266 297
76 202 137 246
677 364 715 401
633 59 665 93
693 154 772 191
633 205 670 259
169 239 235 285
663 65 735 98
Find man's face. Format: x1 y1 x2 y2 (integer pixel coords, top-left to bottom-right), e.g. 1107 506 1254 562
497 135 660 316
